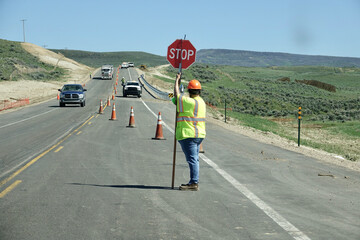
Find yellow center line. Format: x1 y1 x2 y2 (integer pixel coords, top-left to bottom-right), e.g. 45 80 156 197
76 131 82 135
54 146 63 153
0 180 22 198
0 115 95 188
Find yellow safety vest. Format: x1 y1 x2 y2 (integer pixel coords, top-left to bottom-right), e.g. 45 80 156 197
176 94 206 140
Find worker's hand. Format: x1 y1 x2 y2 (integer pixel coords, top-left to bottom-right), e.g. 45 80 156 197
176 73 182 82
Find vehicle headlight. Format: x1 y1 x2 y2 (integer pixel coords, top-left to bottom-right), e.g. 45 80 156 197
60 93 65 97
79 94 84 98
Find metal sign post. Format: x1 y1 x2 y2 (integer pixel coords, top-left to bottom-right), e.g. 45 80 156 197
167 35 196 189
171 36 184 189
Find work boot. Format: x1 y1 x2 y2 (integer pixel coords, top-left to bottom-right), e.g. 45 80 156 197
179 183 199 191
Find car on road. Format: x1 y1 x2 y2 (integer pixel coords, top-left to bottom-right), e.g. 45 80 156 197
128 62 134 67
121 62 129 69
123 81 142 98
58 84 87 107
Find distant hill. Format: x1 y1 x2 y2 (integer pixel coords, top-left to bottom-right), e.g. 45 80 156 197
51 48 360 68
51 49 168 68
196 49 360 67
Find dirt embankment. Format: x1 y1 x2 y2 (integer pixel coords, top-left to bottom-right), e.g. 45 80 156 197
0 43 94 108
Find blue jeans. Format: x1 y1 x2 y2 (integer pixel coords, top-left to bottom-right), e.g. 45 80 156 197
178 138 204 184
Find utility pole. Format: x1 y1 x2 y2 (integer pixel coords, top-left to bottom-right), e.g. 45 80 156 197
20 19 26 42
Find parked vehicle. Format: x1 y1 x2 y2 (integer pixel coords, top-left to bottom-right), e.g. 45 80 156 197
101 65 113 80
58 84 87 107
123 81 142 98
128 62 134 67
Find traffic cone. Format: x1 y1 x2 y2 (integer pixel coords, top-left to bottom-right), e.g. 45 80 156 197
112 94 115 100
152 112 166 140
57 93 60 100
199 143 205 153
127 106 135 128
107 97 111 107
109 103 117 120
98 99 104 114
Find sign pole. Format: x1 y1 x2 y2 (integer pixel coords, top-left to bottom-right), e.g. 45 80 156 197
171 35 186 189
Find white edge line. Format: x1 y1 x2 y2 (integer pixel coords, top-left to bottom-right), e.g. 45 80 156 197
0 108 57 129
200 154 311 240
141 98 311 240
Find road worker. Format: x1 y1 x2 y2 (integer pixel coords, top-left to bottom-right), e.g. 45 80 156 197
173 73 206 191
121 77 125 86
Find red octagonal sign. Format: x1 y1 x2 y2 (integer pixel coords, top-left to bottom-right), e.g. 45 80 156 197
167 39 196 69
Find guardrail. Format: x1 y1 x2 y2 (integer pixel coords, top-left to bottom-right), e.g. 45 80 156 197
138 74 170 101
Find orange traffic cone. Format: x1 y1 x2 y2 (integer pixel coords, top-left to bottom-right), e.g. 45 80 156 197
127 106 135 128
98 99 104 114
199 143 205 153
107 97 111 106
109 103 117 120
112 94 115 100
152 112 166 140
57 93 60 100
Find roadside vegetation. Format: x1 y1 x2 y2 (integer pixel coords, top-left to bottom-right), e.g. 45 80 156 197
52 49 168 68
0 39 65 81
163 64 360 161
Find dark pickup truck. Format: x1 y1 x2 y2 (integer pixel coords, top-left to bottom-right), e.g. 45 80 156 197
58 84 87 107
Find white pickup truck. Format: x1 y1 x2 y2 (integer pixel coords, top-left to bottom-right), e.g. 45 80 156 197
123 81 142 98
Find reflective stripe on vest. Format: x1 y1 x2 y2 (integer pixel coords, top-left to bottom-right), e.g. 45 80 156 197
176 117 206 122
179 94 184 113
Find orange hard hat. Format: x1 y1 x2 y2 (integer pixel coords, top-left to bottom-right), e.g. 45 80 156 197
187 79 201 90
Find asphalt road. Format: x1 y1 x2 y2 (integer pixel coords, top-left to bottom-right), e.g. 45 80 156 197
0 67 359 240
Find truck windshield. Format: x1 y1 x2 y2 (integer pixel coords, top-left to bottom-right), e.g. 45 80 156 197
62 85 83 91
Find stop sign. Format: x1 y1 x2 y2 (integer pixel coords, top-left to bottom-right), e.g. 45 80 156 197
167 39 196 69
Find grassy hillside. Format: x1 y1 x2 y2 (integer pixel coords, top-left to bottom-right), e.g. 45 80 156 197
51 49 168 68
0 39 65 81
197 49 360 67
164 64 360 160
167 64 360 121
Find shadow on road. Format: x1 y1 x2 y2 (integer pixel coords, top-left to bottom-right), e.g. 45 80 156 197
68 183 174 190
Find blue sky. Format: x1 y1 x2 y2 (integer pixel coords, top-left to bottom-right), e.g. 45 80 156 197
1 0 360 57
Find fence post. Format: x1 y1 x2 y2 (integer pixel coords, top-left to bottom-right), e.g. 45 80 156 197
298 107 302 147
225 99 227 123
